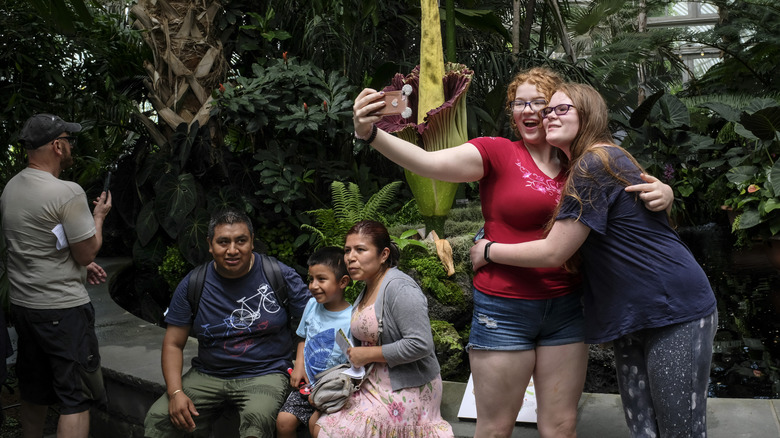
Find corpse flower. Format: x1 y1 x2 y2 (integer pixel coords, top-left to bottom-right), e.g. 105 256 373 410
375 0 473 235
376 63 473 234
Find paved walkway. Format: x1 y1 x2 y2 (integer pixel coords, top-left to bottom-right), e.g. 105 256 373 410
84 258 780 437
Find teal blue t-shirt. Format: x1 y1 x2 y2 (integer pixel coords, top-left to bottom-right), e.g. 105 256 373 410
296 297 353 384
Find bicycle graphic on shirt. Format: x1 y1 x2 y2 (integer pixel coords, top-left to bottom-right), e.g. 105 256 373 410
199 317 239 347
228 283 281 330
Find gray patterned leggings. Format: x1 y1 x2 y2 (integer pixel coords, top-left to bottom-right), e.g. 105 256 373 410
613 310 718 438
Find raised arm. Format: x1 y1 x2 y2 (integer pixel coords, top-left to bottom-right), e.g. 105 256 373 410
470 218 590 270
353 88 484 183
70 190 112 266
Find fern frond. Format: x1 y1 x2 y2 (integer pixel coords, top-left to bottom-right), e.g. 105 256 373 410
300 224 326 249
344 183 364 223
302 180 406 249
331 181 363 224
362 181 403 221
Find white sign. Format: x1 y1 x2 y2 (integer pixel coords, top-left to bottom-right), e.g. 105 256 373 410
457 374 538 423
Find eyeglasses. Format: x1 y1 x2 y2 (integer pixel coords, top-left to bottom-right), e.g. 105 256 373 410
540 104 576 118
54 136 77 147
509 99 547 111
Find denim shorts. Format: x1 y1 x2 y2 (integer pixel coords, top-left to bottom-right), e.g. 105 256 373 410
467 288 585 351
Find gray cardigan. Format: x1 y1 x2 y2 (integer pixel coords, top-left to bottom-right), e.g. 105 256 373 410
352 267 441 392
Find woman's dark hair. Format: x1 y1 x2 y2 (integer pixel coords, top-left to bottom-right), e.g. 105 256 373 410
346 220 400 268
307 246 348 279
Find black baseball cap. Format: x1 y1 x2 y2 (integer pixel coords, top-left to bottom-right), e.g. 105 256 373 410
19 113 82 149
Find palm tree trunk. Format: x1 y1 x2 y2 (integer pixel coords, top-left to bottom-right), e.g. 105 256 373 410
545 0 576 62
519 0 536 52
131 0 227 142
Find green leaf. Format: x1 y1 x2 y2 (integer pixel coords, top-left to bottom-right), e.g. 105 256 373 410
770 160 780 195
657 95 690 130
699 102 741 123
764 198 780 215
739 106 780 141
737 209 762 229
700 159 726 168
678 184 694 197
154 173 198 238
132 235 168 273
452 9 510 41
629 90 665 129
135 202 159 247
726 166 759 185
177 208 211 266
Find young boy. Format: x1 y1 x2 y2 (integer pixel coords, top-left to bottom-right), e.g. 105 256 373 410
276 246 352 438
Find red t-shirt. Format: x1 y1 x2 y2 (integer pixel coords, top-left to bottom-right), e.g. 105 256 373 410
470 137 581 299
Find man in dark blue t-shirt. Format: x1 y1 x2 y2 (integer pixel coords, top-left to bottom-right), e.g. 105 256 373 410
144 209 310 438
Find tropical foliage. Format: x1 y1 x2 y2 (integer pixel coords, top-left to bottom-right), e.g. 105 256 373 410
3 0 780 314
302 181 404 249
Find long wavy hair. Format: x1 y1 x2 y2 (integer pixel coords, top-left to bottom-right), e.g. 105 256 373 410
548 82 646 271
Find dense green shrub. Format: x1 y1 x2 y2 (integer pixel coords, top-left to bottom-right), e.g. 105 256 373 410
431 319 467 381
158 246 190 294
404 255 465 307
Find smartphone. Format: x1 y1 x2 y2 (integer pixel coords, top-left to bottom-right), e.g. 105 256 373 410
103 171 112 193
372 90 409 116
473 226 485 243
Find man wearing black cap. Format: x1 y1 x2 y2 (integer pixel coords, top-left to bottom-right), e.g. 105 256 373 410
0 114 112 438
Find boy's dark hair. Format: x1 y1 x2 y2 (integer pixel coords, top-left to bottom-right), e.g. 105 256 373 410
307 246 348 280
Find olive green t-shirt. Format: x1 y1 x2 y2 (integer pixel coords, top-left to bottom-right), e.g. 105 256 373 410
1 167 95 309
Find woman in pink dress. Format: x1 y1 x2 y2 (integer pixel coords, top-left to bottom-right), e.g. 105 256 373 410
314 220 453 438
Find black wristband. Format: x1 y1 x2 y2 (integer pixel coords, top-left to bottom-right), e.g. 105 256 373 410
484 241 494 263
364 124 378 144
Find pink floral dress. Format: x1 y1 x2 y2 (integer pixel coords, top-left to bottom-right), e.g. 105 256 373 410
316 304 454 438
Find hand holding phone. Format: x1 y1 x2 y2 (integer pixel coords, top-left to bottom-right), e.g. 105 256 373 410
103 171 112 193
370 84 413 118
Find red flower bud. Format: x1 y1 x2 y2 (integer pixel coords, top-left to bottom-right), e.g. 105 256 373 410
283 51 288 65
323 100 328 111
303 102 308 113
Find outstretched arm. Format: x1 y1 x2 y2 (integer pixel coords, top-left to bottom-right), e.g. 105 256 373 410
625 173 673 213
470 218 590 270
353 88 484 183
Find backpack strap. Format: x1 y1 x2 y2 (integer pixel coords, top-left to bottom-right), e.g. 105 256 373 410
186 261 210 324
260 254 302 344
260 254 288 307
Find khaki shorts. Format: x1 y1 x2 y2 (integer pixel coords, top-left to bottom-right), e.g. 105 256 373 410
144 368 288 438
